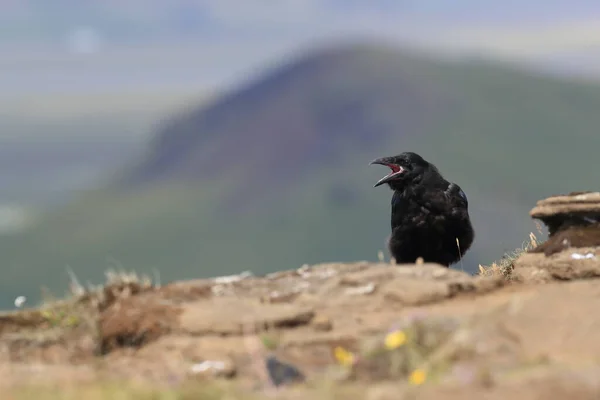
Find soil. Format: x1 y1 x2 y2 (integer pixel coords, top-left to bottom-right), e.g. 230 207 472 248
530 224 600 256
2 245 600 399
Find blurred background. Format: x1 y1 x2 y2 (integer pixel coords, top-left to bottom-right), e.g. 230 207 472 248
1 0 600 309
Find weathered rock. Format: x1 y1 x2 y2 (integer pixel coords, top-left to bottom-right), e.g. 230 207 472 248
177 298 315 336
530 225 600 257
189 358 237 379
531 191 600 214
514 192 600 280
530 191 600 236
382 274 503 306
99 295 182 354
311 314 333 332
513 248 600 282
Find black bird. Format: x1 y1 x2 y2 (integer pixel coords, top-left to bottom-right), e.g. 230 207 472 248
370 152 474 267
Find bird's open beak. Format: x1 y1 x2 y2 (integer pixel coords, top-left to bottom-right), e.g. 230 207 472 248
369 158 405 187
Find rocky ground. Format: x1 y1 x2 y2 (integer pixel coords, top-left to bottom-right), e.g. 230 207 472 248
2 192 600 399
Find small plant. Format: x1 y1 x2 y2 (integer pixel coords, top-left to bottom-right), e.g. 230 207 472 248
332 313 461 385
39 305 81 328
259 331 282 351
479 232 540 279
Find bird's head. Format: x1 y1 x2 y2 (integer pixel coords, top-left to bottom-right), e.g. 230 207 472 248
369 151 431 190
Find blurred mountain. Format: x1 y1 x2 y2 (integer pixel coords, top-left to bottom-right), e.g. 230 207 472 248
119 44 448 189
2 42 600 309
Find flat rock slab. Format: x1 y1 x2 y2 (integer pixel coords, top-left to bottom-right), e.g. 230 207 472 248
530 191 600 219
521 192 600 258
177 298 315 336
514 247 600 282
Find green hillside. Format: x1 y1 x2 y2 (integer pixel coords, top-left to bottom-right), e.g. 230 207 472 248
2 43 600 308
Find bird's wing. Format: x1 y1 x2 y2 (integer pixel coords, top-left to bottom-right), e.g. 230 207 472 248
445 182 468 208
412 181 468 215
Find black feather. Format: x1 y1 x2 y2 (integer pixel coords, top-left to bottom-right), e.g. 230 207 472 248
265 355 305 387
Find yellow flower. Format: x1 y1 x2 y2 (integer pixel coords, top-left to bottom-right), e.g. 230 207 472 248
409 369 427 385
384 330 407 350
333 346 355 366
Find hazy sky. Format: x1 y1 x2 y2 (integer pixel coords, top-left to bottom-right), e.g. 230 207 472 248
2 1 600 96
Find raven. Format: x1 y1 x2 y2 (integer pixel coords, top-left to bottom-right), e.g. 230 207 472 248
370 152 474 267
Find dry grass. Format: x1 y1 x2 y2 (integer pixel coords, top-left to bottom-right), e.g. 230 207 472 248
479 231 541 279
0 268 159 365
